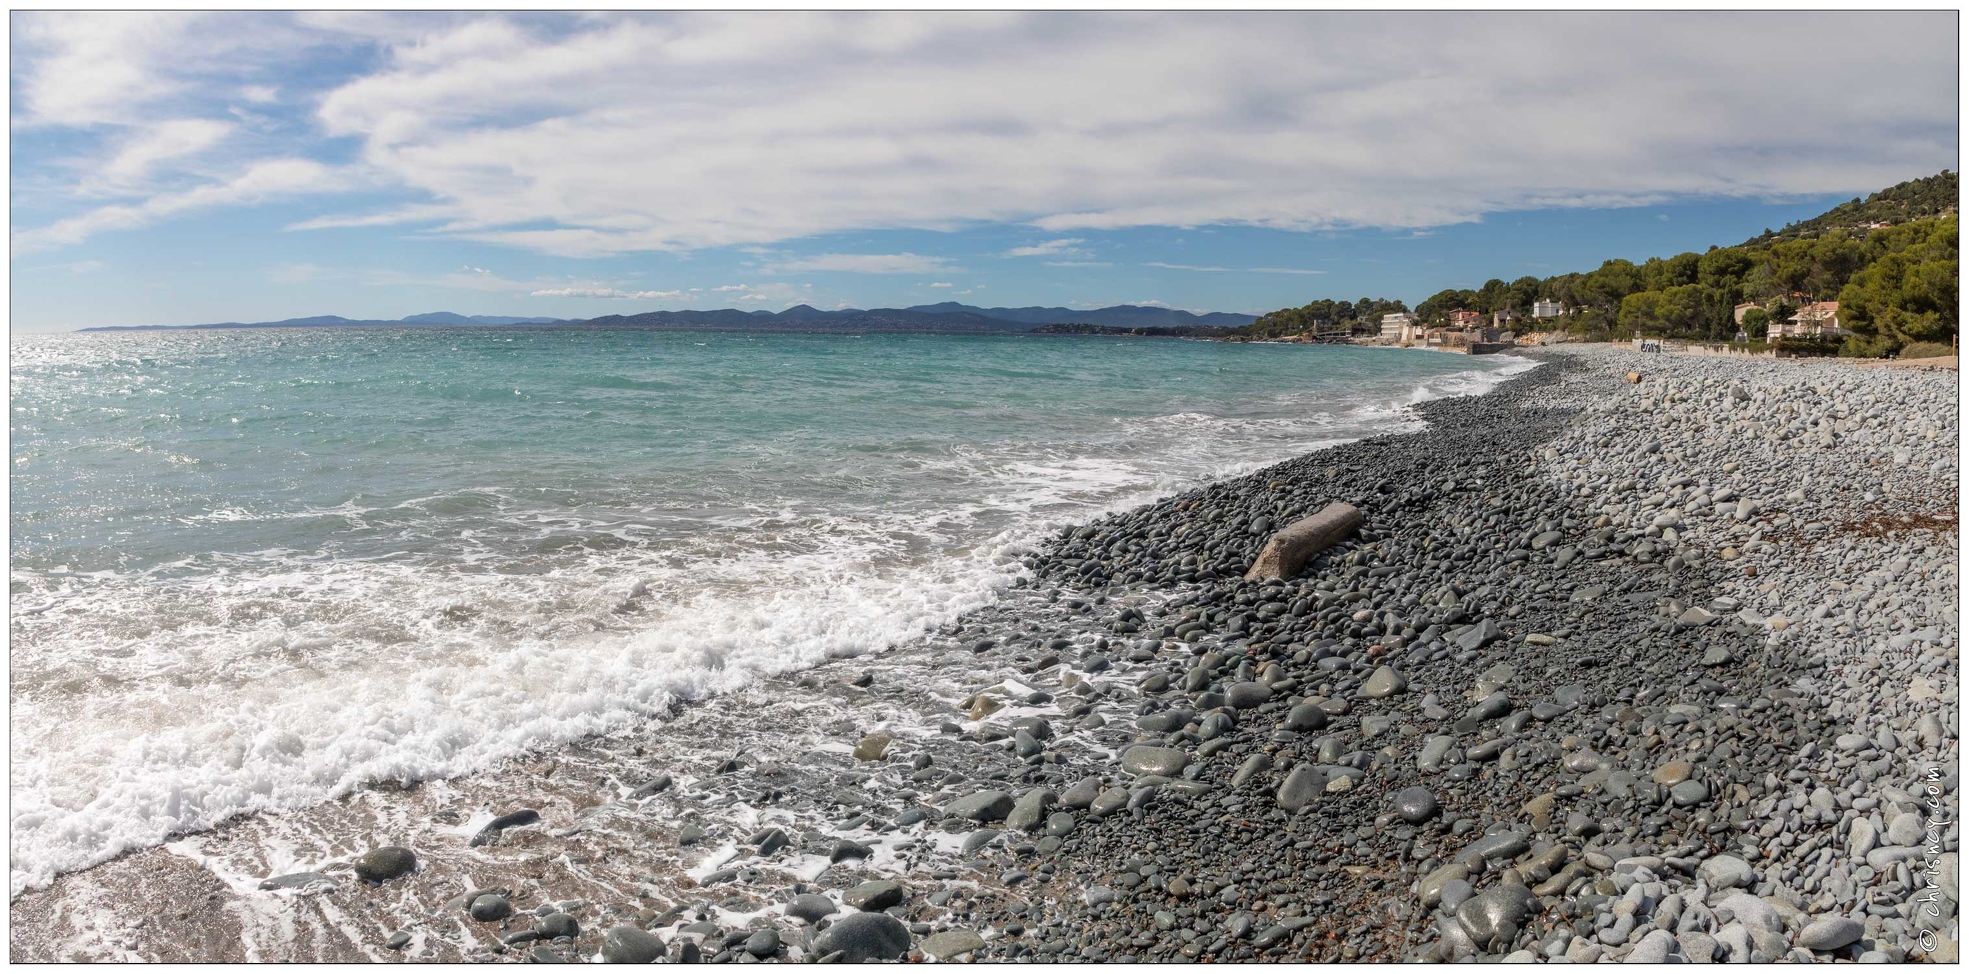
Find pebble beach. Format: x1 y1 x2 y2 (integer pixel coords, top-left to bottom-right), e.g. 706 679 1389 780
10 344 1958 964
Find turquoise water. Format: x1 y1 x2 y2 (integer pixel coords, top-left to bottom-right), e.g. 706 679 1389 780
10 326 1531 893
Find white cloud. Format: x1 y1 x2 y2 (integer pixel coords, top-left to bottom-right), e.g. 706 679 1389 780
1003 238 1085 258
929 281 953 288
712 283 751 291
8 12 1958 257
1247 267 1325 275
13 12 200 127
1046 260 1113 267
1145 261 1230 272
764 253 956 274
736 293 775 302
82 118 235 195
530 287 684 299
306 11 1952 256
239 85 279 104
285 203 456 231
13 158 354 254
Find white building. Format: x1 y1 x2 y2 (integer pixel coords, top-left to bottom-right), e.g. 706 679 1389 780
1379 312 1419 342
1769 301 1847 341
1531 299 1564 319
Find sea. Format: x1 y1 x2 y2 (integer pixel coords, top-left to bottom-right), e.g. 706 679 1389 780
9 326 1535 896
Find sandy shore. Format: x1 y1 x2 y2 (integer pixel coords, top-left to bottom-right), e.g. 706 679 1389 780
11 346 1957 963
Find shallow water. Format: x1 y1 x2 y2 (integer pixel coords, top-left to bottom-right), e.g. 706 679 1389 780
10 326 1532 895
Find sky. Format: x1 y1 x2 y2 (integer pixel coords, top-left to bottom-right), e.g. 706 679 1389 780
10 11 1960 331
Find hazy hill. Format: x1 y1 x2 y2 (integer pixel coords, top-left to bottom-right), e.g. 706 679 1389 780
401 312 570 325
906 301 1257 328
578 306 1034 333
79 304 1256 335
1742 170 1958 246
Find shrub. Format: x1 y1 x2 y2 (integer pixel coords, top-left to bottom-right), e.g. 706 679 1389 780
1899 341 1956 360
1773 338 1840 358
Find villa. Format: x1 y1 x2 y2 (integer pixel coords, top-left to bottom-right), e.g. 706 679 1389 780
1767 301 1848 340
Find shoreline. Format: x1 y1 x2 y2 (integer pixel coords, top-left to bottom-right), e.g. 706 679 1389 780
11 346 1957 963
7 340 1529 904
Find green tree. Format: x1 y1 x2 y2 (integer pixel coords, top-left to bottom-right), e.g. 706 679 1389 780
1618 284 1705 335
1506 276 1541 314
1583 260 1643 311
1838 215 1958 355
1697 247 1754 290
1415 289 1475 324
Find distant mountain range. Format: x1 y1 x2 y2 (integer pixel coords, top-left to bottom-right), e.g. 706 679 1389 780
402 312 572 326
78 303 1255 333
905 301 1257 328
577 305 1037 333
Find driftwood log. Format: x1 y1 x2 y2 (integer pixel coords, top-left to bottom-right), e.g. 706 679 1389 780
1244 502 1363 581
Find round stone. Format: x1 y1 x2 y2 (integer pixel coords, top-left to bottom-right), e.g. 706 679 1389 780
786 894 837 924
943 790 1014 823
537 913 579 939
352 846 417 884
1439 879 1475 911
600 925 666 963
1395 786 1441 823
1283 703 1328 732
1698 855 1755 890
1119 746 1188 777
1797 916 1865 952
1226 682 1272 709
1361 666 1407 699
469 894 513 922
842 880 905 912
1652 761 1693 786
744 929 780 957
811 912 910 963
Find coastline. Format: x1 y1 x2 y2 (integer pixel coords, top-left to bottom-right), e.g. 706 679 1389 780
8 336 1531 902
11 346 1956 963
